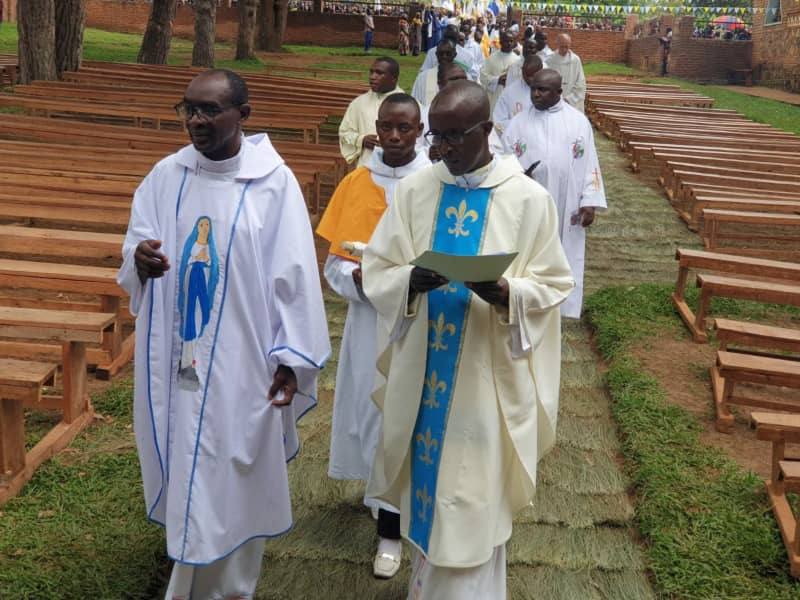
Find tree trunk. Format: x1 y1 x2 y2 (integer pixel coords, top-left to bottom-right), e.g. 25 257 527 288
137 0 177 65
236 0 258 60
55 0 86 76
17 0 57 84
256 0 289 52
192 0 216 68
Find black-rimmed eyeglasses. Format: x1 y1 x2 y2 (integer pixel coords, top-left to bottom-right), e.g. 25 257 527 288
174 101 239 121
424 120 488 147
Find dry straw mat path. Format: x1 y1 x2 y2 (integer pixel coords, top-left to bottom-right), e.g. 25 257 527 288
255 134 698 599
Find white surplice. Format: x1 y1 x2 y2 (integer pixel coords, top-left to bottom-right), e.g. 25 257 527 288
492 78 532 137
419 44 481 81
479 50 522 112
544 50 586 113
411 67 439 106
503 100 607 318
118 134 331 572
339 86 404 167
363 155 574 571
326 148 431 501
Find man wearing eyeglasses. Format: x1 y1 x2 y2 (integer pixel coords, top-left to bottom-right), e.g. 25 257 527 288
318 93 430 580
339 57 404 167
118 69 331 600
362 80 574 599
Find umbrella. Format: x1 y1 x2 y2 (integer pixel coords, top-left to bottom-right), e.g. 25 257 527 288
712 15 745 31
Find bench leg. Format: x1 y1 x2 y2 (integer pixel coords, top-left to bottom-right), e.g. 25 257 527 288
692 288 712 343
101 295 122 359
0 397 25 481
61 341 88 424
712 368 735 433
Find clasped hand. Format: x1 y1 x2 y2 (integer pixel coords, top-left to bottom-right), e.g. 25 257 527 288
135 239 170 284
409 266 509 307
269 364 298 406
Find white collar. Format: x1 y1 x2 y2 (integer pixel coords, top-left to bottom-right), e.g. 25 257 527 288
535 98 565 114
365 147 430 178
453 155 497 189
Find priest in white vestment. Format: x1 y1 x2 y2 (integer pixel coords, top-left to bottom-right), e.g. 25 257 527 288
420 24 482 81
118 70 331 600
339 57 404 167
411 40 464 106
492 54 542 137
545 34 586 112
504 37 539 87
479 29 522 112
503 69 606 319
318 94 431 580
535 31 554 61
363 81 574 599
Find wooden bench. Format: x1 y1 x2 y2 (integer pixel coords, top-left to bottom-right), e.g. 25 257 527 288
0 259 131 378
712 320 800 432
685 195 800 231
714 351 800 433
671 249 800 341
702 209 800 260
751 411 800 577
0 307 115 505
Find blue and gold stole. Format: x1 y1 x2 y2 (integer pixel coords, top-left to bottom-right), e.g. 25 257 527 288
409 183 492 554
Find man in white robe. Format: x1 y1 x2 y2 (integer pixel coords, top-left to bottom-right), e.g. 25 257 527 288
418 62 469 159
492 54 542 137
535 30 554 61
545 34 586 112
461 20 485 70
479 29 522 112
339 57 404 167
420 24 481 81
503 69 606 318
504 36 538 87
318 94 431 580
363 80 574 599
118 69 331 600
411 40 463 106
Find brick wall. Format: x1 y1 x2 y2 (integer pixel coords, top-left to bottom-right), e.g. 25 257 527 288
752 0 800 90
283 12 401 48
625 15 752 82
540 27 626 63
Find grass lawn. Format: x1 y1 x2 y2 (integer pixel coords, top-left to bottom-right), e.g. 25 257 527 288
585 285 800 599
642 76 800 136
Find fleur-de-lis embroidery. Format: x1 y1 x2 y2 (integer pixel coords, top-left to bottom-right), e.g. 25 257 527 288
442 282 458 295
428 313 456 352
423 371 447 409
416 484 433 523
416 427 439 465
445 199 479 238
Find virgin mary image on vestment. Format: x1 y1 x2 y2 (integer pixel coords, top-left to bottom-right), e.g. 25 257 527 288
178 215 219 391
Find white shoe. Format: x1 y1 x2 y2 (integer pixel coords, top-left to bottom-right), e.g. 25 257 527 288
373 538 402 579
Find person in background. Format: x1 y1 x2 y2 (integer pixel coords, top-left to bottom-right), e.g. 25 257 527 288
399 13 411 56
503 68 606 318
364 7 375 53
545 34 586 112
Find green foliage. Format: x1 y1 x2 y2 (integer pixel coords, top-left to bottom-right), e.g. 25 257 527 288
586 283 800 599
584 62 643 77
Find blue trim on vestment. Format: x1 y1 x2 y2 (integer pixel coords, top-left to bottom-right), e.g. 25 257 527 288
145 281 166 522
408 184 491 554
267 345 331 370
179 180 252 562
165 167 189 483
168 529 293 567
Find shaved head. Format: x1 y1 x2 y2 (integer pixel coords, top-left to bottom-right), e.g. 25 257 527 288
531 68 562 110
430 80 490 123
535 68 562 88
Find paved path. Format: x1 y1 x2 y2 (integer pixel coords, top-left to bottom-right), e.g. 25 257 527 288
256 134 697 599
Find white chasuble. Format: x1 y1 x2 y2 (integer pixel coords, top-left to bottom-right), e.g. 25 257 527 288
118 134 331 565
363 155 574 568
503 100 607 318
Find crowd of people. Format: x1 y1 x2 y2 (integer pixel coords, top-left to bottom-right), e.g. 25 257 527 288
119 21 605 600
693 23 752 40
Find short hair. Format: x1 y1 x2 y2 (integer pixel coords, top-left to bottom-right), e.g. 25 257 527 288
374 56 400 78
204 69 249 105
437 39 456 50
379 92 421 121
443 24 459 42
523 55 543 70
